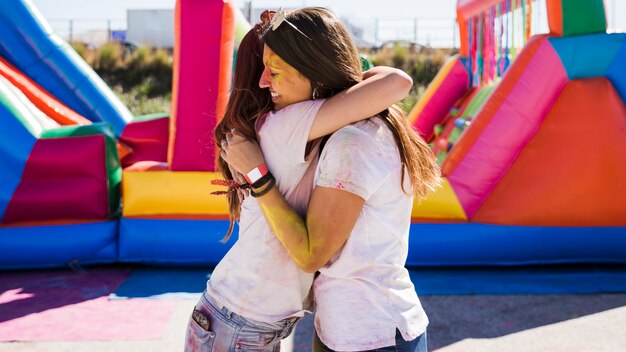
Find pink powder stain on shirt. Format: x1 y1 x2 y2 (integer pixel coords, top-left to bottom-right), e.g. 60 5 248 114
336 182 345 189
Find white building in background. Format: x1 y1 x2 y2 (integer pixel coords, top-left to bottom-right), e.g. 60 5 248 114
126 9 174 48
123 7 370 49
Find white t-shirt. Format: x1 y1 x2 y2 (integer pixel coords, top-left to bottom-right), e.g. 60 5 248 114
206 99 325 323
313 117 428 351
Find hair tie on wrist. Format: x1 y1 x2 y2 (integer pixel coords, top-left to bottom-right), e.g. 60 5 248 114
251 176 276 198
250 171 274 189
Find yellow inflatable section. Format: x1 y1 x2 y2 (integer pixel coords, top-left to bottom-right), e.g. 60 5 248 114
123 170 466 221
123 171 229 218
411 178 467 220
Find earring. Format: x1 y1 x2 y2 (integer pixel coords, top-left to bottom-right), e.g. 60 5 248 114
312 88 319 100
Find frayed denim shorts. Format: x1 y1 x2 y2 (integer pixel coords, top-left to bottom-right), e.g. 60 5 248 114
184 290 299 351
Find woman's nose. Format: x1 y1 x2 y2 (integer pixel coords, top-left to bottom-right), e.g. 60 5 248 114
259 68 271 88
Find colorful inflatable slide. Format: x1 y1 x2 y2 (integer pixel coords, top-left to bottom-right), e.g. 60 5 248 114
118 0 249 265
407 0 626 265
0 0 249 268
0 0 128 269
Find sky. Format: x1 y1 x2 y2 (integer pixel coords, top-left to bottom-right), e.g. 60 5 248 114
30 0 626 47
30 0 456 20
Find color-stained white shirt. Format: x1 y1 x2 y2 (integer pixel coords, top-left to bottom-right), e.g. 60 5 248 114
206 99 325 323
313 117 428 351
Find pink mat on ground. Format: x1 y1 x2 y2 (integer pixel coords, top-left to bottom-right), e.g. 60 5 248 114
0 266 183 342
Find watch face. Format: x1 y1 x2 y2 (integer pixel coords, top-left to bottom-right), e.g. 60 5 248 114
192 310 210 331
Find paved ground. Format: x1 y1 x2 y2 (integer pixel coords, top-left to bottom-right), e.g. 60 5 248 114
1 293 626 351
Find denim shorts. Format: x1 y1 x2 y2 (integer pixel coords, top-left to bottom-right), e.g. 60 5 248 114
313 328 428 352
184 291 299 351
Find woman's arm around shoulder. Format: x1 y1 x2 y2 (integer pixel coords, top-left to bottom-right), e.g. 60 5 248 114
307 66 412 141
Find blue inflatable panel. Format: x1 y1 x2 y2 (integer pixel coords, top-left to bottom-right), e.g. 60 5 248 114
119 218 237 265
606 38 626 103
0 220 118 269
0 98 37 219
549 33 625 80
407 223 626 266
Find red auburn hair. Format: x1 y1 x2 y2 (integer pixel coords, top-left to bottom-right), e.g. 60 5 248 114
214 23 272 241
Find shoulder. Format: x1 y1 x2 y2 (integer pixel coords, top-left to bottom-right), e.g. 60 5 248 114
316 117 400 199
325 117 395 151
320 116 400 173
259 99 326 139
266 99 326 122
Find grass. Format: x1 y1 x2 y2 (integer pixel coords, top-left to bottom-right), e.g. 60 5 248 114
71 41 172 116
113 85 171 116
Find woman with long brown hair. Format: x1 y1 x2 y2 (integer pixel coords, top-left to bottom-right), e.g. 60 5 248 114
221 7 441 352
185 8 416 351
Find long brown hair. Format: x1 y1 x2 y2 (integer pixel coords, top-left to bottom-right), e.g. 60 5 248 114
264 8 441 199
215 23 272 240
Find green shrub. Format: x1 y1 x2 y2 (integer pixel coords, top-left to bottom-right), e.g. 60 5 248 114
96 42 123 72
76 42 173 114
112 85 171 116
81 40 451 117
128 46 152 70
151 49 172 69
391 45 409 70
70 42 89 61
366 44 453 113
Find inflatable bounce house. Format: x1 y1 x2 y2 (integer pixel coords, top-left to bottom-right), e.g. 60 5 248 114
0 0 248 269
407 0 626 265
117 0 252 265
1 0 624 269
0 0 132 269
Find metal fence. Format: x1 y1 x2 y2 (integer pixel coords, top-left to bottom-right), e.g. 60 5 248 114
47 18 125 46
46 16 459 48
45 1 625 50
346 17 459 48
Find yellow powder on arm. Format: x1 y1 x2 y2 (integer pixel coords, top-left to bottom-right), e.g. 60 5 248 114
255 186 316 270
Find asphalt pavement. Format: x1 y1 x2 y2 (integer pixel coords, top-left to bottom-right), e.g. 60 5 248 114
2 293 626 351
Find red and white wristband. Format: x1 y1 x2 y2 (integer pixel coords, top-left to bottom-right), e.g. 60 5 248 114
245 164 269 185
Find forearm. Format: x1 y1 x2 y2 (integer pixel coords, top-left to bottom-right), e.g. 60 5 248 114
361 66 413 101
308 66 413 141
363 65 405 80
254 185 318 272
219 132 359 273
